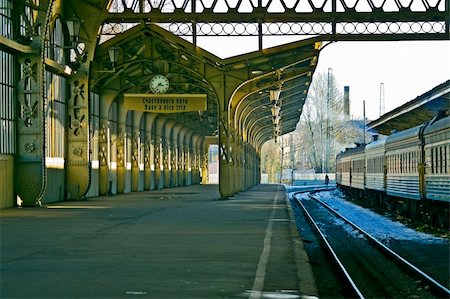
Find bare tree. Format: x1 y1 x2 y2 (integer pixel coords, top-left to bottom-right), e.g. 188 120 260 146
261 70 365 181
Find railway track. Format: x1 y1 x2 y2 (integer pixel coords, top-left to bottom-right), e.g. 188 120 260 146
294 191 450 299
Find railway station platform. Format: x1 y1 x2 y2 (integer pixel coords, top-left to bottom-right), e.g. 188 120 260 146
0 184 317 299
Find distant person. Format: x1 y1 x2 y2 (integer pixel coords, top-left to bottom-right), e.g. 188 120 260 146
324 174 329 187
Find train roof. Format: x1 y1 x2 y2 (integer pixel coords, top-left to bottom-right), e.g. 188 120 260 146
365 137 387 151
424 115 450 135
385 123 424 146
337 144 366 159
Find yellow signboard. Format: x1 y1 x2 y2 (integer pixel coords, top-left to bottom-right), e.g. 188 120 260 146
124 93 207 113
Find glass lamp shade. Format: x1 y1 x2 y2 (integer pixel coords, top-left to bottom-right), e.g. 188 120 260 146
271 105 280 117
269 89 281 102
272 116 280 125
108 47 120 65
66 16 82 41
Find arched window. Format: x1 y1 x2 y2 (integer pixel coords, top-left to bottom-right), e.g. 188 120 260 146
19 1 36 41
109 102 118 166
90 92 100 168
45 71 66 159
125 111 133 170
51 18 65 64
0 0 13 38
0 49 15 154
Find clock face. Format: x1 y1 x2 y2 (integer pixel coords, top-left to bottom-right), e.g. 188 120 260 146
150 74 170 94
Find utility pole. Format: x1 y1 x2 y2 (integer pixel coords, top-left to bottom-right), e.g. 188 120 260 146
363 100 366 144
379 83 385 117
325 68 332 173
279 136 284 183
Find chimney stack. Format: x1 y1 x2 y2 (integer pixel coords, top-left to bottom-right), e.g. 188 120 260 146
344 86 350 120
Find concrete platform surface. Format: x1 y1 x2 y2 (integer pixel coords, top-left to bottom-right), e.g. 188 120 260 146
1 184 317 299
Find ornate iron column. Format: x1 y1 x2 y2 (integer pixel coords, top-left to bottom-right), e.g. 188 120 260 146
16 55 45 206
14 0 55 206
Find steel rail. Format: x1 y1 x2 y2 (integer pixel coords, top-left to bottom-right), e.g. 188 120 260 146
295 196 365 299
308 193 450 298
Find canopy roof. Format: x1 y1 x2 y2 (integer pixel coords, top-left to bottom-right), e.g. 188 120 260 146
367 80 450 136
93 23 321 144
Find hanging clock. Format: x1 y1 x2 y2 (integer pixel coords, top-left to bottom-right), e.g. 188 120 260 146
149 74 170 94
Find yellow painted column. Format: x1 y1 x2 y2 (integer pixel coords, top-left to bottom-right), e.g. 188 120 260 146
184 131 193 185
15 55 44 206
144 113 157 190
218 112 235 198
243 143 249 190
0 154 15 208
177 128 188 186
191 135 198 184
201 138 208 185
116 101 128 194
154 116 166 190
164 120 175 188
66 74 91 200
171 124 182 187
131 111 144 192
98 92 117 195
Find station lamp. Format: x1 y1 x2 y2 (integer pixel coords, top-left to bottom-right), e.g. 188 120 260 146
108 46 120 68
65 16 119 71
96 46 120 72
269 89 281 103
272 116 280 126
271 105 280 118
65 15 87 68
66 15 82 47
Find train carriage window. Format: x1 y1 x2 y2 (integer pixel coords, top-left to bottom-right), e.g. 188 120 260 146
391 155 394 173
435 147 439 174
388 155 392 173
431 148 434 174
405 152 408 173
393 155 395 173
408 152 411 173
393 155 396 173
445 146 448 174
440 146 443 174
391 155 395 173
402 153 405 173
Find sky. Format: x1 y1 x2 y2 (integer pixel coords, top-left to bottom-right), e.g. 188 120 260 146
197 37 450 121
314 40 450 120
